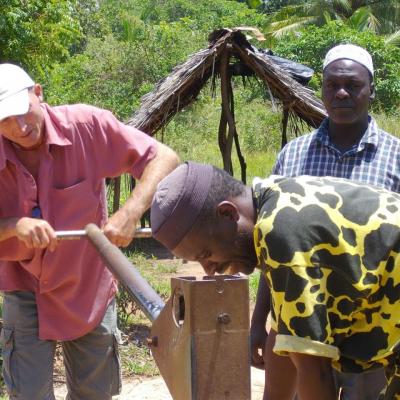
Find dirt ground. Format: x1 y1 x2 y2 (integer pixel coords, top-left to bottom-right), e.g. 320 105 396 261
54 368 265 399
54 239 265 399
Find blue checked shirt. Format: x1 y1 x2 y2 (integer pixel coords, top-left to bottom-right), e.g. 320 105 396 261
273 117 400 192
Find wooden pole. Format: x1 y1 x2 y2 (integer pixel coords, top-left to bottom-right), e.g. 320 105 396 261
112 176 121 213
281 107 289 149
220 47 236 175
229 81 247 183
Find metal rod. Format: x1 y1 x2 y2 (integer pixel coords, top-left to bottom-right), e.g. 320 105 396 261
55 230 86 239
84 223 164 322
56 227 152 240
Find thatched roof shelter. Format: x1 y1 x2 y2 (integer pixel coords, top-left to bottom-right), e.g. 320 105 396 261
129 28 326 135
113 28 327 212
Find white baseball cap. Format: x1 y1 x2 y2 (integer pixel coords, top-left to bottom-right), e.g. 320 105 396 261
323 44 374 77
0 63 35 121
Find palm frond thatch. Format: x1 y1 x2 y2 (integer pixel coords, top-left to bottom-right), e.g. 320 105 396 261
107 28 329 210
128 28 327 135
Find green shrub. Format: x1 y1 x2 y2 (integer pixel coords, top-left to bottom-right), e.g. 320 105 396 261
44 0 267 119
0 0 82 81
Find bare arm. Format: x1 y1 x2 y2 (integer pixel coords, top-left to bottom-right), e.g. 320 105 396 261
0 217 20 242
289 352 336 400
262 330 336 400
250 273 271 368
263 329 297 400
103 142 180 246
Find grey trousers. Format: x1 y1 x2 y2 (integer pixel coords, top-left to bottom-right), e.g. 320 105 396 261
0 291 121 400
334 368 388 400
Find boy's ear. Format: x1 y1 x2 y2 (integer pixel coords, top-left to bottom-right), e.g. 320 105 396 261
216 201 239 222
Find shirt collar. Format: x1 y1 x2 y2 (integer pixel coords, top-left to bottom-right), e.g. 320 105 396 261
0 103 71 171
252 176 279 214
41 103 72 147
314 115 378 152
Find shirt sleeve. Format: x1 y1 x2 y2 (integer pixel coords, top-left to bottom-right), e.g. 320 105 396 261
0 237 34 261
266 265 340 361
89 108 158 179
271 147 285 175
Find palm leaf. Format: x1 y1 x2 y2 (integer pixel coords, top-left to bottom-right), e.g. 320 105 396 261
385 29 400 47
333 0 353 15
366 0 400 34
247 0 262 9
266 4 306 23
347 6 376 31
267 16 316 38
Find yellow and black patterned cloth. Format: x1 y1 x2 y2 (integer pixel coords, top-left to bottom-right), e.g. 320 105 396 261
253 175 400 379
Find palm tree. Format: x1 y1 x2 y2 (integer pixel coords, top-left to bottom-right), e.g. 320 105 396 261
265 0 400 45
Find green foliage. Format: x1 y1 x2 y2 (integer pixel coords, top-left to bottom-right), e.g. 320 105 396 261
247 0 263 9
264 0 400 45
263 0 305 13
45 36 146 119
249 271 261 302
45 0 265 120
133 0 264 28
120 342 158 376
373 112 400 138
162 85 284 181
0 0 82 81
116 251 178 329
274 22 400 112
69 0 111 53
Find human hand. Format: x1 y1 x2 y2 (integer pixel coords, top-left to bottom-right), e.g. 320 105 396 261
250 319 268 369
15 217 58 252
102 209 137 247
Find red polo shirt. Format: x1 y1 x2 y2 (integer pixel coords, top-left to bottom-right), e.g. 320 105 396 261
0 103 157 340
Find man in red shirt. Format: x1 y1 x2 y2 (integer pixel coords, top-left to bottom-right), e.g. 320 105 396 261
0 63 179 399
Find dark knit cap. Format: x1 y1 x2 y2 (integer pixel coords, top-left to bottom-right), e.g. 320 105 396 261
150 161 213 250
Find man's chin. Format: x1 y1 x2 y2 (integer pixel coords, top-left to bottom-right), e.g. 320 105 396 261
330 110 358 124
226 262 256 276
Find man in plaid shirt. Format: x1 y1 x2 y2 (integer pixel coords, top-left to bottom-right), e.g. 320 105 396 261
251 44 400 400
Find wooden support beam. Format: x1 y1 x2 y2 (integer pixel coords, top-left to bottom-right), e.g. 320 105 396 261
281 107 289 149
112 176 121 213
229 82 247 184
220 48 234 175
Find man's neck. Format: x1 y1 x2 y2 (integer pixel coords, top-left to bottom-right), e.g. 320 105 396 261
328 118 369 153
12 142 44 181
243 186 257 225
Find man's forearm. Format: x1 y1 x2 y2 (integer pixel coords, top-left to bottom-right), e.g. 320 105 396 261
121 142 179 220
103 142 179 246
289 352 336 400
0 216 57 255
251 273 271 326
263 330 297 400
0 217 19 241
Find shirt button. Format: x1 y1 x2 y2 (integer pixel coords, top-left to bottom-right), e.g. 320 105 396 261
43 280 48 285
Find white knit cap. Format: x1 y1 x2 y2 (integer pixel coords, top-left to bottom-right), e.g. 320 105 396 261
323 44 374 77
0 63 35 121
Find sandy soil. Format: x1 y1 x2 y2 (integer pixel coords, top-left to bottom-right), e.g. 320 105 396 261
55 367 265 400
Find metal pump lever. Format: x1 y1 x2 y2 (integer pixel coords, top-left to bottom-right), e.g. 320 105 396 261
56 224 163 321
55 227 152 240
